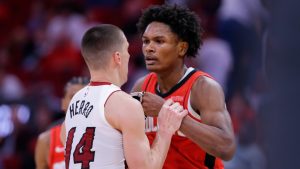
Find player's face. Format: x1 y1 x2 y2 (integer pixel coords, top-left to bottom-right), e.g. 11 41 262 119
61 84 85 112
120 34 130 85
142 22 183 73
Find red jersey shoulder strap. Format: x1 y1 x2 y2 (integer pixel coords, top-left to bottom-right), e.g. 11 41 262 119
182 70 214 122
141 73 157 91
182 70 213 109
190 70 213 81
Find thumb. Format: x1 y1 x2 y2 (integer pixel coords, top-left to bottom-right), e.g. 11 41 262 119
180 110 188 118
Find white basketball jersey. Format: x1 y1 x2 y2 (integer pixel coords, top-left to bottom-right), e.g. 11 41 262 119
64 82 125 169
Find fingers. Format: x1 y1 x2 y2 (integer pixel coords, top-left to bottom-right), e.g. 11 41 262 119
163 99 186 114
130 92 144 102
157 99 188 135
169 102 183 112
179 109 188 118
163 98 174 107
145 93 165 117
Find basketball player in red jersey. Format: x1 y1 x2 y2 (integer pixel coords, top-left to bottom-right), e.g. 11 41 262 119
131 4 236 169
35 77 89 169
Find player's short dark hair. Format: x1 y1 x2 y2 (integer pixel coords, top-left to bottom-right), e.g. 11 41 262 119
137 4 203 58
81 24 123 54
81 24 124 68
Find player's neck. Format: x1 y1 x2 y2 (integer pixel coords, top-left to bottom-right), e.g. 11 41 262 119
156 65 187 93
90 69 122 87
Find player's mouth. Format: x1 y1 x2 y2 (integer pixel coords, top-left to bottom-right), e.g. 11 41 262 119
145 56 158 65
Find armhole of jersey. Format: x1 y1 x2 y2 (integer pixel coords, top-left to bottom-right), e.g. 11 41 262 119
103 89 122 130
183 71 214 123
187 93 201 122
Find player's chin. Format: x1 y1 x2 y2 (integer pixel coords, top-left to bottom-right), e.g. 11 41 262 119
145 64 160 72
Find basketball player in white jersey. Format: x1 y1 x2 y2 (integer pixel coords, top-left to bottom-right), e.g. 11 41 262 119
60 24 188 169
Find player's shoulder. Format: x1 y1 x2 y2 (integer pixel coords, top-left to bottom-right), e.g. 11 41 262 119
108 90 142 108
131 74 148 92
105 90 144 130
194 75 222 91
37 129 51 145
106 91 144 121
191 74 225 107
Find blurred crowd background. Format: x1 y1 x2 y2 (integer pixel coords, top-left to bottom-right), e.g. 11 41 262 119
0 0 271 168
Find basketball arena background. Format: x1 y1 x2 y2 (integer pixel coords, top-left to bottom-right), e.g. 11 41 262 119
0 0 299 168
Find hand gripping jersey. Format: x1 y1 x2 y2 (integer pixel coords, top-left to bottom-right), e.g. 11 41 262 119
64 82 124 169
49 125 65 169
142 68 224 169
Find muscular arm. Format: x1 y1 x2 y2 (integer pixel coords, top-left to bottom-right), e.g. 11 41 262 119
105 91 186 169
35 130 50 169
180 76 236 160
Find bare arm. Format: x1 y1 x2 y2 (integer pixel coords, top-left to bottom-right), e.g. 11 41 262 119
180 76 236 160
35 131 50 169
105 91 187 169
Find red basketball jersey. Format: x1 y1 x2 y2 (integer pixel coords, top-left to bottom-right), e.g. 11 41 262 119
49 125 65 169
142 68 224 169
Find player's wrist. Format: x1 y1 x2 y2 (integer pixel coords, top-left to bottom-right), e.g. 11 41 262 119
157 127 174 139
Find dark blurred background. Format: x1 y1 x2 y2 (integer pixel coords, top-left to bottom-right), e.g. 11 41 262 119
1 0 297 168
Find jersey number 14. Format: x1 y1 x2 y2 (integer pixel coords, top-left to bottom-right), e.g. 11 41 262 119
65 127 95 169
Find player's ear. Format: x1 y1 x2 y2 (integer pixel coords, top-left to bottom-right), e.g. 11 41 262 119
113 51 121 65
178 41 188 58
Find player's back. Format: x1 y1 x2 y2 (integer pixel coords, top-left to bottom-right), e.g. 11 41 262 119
64 82 124 169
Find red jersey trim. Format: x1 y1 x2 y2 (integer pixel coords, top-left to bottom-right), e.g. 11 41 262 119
89 81 112 86
104 90 122 107
182 71 212 123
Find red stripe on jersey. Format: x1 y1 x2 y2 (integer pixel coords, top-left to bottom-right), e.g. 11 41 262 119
89 81 112 86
